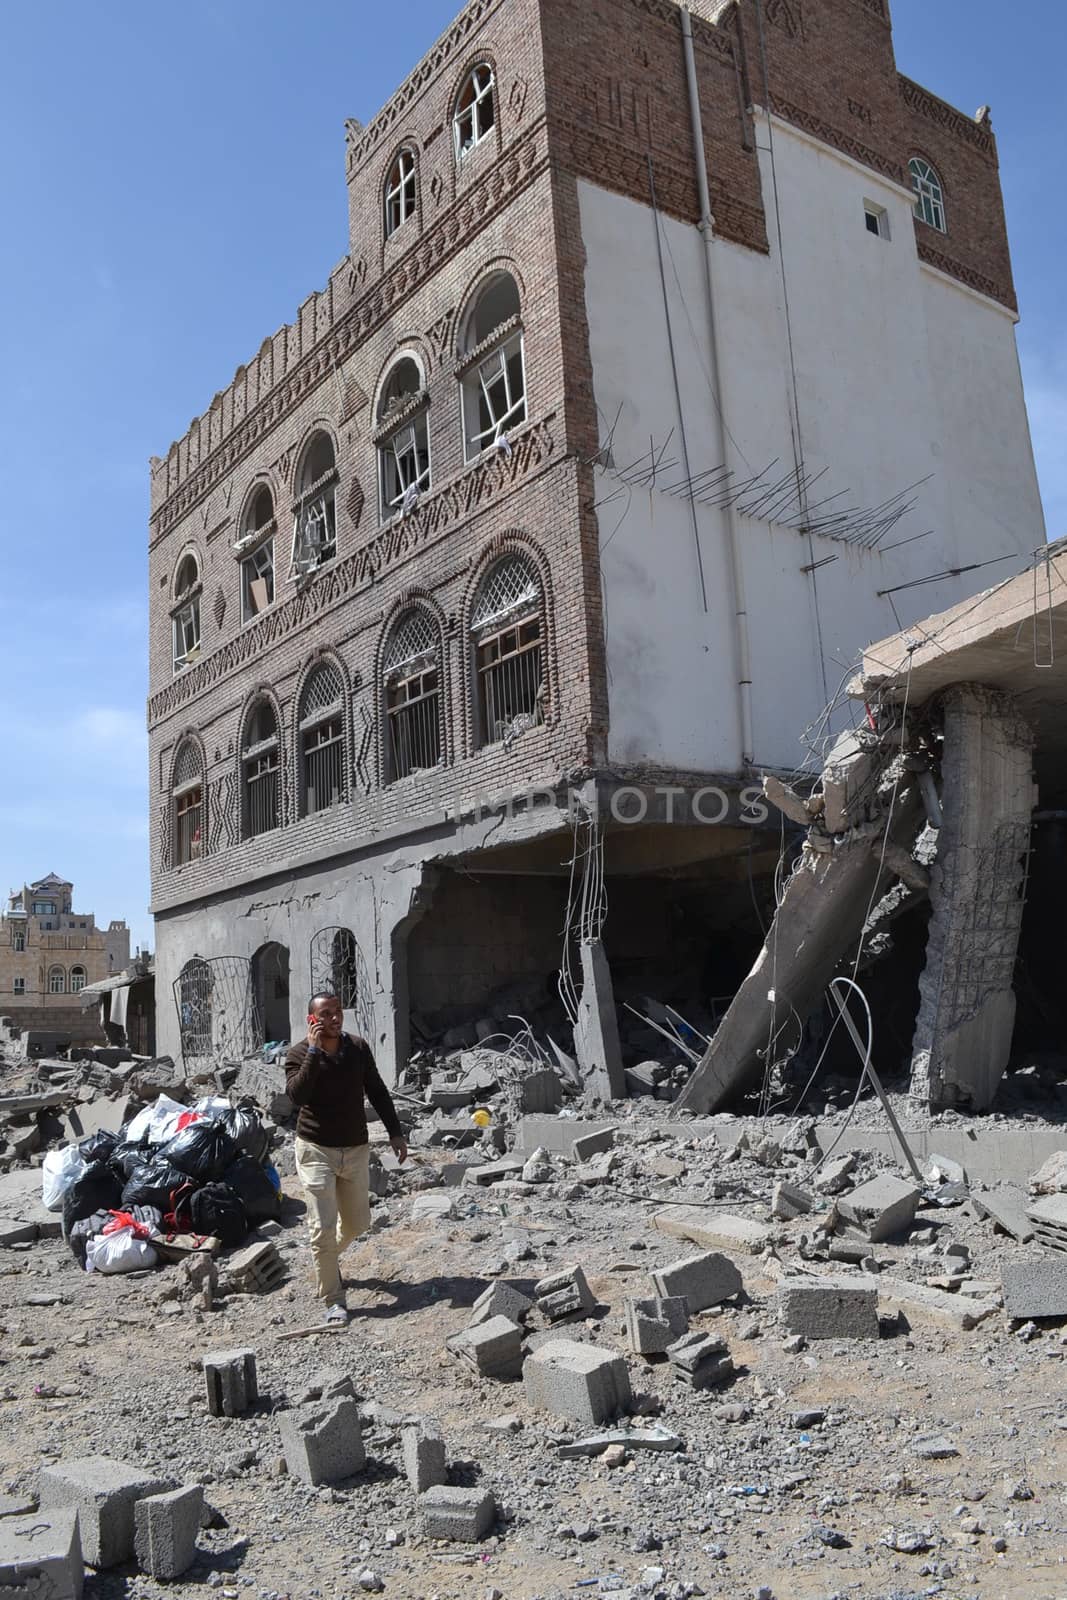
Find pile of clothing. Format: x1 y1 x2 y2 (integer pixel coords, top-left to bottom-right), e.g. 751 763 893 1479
41 1095 281 1273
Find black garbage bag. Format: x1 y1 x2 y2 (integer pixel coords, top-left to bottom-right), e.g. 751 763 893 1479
220 1105 270 1166
160 1121 239 1183
62 1163 123 1238
121 1160 188 1214
78 1131 119 1165
68 1208 110 1267
109 1140 151 1182
223 1156 280 1224
190 1183 247 1247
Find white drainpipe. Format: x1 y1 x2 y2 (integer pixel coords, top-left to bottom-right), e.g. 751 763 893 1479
680 4 755 767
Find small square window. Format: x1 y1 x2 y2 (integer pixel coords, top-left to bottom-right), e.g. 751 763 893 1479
864 202 890 240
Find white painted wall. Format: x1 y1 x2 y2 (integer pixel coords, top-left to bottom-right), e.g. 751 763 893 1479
579 115 1045 775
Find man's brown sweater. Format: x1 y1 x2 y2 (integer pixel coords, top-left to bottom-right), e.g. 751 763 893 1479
284 1034 403 1148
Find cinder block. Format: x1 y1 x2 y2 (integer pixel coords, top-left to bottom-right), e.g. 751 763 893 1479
1001 1257 1067 1320
418 1485 496 1542
134 1485 203 1580
469 1280 535 1327
837 1175 921 1242
571 1127 615 1162
447 1315 524 1380
665 1329 734 1389
401 1418 447 1493
518 1069 563 1115
39 1457 171 1569
278 1396 366 1485
0 1507 83 1599
650 1251 741 1311
777 1275 879 1340
203 1348 258 1417
624 1295 690 1355
523 1338 632 1426
534 1264 596 1322
771 1181 814 1220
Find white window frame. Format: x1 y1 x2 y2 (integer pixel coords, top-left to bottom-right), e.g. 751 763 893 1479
70 966 86 994
463 330 526 459
385 149 417 237
48 966 66 995
289 490 337 579
379 413 431 519
13 931 25 952
241 537 275 623
13 976 25 994
454 64 495 160
909 157 946 233
863 201 890 240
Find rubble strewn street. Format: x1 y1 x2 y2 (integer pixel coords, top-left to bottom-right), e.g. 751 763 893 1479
1 1030 1065 1600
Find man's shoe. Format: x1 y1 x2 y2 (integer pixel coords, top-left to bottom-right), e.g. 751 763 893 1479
324 1303 349 1326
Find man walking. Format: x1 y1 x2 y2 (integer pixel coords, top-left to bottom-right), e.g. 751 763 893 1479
286 993 407 1324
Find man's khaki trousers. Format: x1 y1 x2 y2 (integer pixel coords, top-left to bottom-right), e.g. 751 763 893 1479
294 1137 370 1307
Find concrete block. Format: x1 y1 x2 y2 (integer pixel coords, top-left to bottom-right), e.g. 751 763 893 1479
0 1507 83 1599
447 1315 524 1380
224 1242 285 1292
875 1274 1000 1331
665 1329 735 1388
652 1206 771 1255
571 1127 615 1163
624 1296 690 1356
278 1396 366 1485
39 1457 171 1569
469 1280 534 1327
203 1349 258 1417
523 1338 632 1426
513 1116 614 1158
465 1158 525 1186
814 1154 857 1194
401 1419 446 1493
418 1485 496 1542
772 1181 814 1220
1028 1193 1067 1254
534 1264 596 1322
518 1068 563 1115
777 1275 879 1340
837 1174 921 1242
650 1250 742 1311
134 1485 202 1580
971 1186 1034 1243
1001 1257 1067 1320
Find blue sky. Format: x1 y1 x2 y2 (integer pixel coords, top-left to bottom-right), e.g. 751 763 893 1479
0 0 1061 953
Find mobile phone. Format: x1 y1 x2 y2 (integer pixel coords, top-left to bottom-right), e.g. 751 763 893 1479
307 1014 317 1027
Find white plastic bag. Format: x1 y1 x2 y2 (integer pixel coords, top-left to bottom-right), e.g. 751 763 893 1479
193 1096 231 1121
85 1226 159 1274
41 1145 87 1212
125 1093 187 1146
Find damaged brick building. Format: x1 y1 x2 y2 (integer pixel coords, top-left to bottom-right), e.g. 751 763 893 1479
147 0 1045 1081
1 876 130 1036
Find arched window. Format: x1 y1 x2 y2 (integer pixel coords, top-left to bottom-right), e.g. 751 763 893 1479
299 661 347 816
470 553 545 747
172 738 205 866
454 63 495 159
48 965 66 994
239 485 276 621
460 272 526 460
377 357 430 519
909 157 946 232
172 552 201 672
291 431 338 576
177 956 213 1057
385 148 417 237
242 699 281 838
383 608 443 780
69 966 86 994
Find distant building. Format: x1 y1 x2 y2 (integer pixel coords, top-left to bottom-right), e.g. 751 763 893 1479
0 875 130 1033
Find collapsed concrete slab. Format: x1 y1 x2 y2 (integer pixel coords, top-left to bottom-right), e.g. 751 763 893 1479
910 687 1033 1110
652 1207 770 1256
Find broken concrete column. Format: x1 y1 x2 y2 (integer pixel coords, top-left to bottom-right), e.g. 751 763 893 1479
676 780 923 1114
574 939 625 1101
910 686 1033 1111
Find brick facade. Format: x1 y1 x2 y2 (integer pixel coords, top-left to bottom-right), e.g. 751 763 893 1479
1 877 130 1017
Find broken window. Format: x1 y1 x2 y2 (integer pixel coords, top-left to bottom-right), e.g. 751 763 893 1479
237 485 276 621
460 272 525 459
299 661 347 816
470 553 545 747
290 431 338 578
385 148 417 237
454 62 495 158
48 965 65 994
242 698 281 839
909 156 946 232
377 357 430 519
69 965 86 993
171 552 202 673
172 739 204 866
383 608 442 780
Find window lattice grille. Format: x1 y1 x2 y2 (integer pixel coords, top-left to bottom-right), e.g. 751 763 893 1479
384 609 438 677
301 663 345 721
173 740 202 790
471 555 539 633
